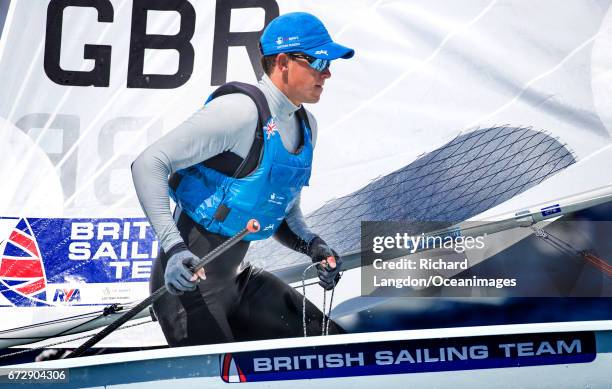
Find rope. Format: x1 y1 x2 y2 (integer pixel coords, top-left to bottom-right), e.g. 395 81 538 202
532 226 575 256
0 304 126 346
0 305 124 338
0 319 153 360
532 226 612 276
325 280 337 336
301 263 339 337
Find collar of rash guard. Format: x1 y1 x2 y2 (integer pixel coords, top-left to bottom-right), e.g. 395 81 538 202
259 74 301 119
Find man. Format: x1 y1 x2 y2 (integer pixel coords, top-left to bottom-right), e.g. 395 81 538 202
131 12 354 346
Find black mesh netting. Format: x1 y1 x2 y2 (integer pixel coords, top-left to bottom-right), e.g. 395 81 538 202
246 126 575 269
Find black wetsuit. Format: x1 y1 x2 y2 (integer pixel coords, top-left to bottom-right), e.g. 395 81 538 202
132 76 344 346
150 211 343 346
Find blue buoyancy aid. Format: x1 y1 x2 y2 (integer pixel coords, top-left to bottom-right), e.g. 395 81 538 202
169 82 313 241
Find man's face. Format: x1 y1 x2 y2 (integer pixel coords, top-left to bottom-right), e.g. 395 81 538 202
276 53 332 105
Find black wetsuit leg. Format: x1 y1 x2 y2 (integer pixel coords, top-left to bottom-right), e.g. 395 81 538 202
151 212 249 346
229 268 346 341
151 212 345 347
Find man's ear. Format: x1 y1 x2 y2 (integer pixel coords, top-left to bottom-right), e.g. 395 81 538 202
276 53 290 72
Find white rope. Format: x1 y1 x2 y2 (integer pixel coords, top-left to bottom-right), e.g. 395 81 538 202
301 263 339 337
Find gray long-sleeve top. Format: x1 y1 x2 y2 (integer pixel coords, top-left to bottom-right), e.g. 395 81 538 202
131 75 318 253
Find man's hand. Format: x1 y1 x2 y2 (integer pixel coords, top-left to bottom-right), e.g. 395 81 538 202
308 237 343 290
164 248 206 295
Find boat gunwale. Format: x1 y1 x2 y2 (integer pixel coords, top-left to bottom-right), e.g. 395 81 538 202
8 319 612 369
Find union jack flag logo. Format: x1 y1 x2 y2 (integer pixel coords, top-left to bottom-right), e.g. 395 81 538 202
265 117 278 139
0 218 48 306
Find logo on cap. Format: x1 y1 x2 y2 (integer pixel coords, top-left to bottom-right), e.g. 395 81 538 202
315 50 328 56
276 36 283 45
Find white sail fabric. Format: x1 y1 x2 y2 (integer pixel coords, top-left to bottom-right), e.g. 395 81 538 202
0 0 610 216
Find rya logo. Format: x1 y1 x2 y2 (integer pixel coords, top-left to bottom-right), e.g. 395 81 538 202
276 36 283 45
53 288 81 303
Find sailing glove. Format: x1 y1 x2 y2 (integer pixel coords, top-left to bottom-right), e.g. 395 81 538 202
164 244 202 295
308 237 343 290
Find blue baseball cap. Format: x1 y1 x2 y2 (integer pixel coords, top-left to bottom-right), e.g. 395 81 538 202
260 12 355 60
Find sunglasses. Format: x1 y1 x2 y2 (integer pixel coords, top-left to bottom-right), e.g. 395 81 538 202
288 53 331 72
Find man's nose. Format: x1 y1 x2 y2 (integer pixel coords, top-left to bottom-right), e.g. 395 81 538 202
321 67 331 79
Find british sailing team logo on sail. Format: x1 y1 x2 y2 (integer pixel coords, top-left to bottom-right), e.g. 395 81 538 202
0 216 159 307
0 218 48 306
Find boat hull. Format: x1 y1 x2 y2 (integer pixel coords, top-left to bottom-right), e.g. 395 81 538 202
4 321 611 388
